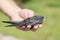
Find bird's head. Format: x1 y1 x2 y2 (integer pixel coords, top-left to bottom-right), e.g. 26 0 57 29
36 16 46 21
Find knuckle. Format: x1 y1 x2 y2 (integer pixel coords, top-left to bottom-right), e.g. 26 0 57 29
27 26 31 28
34 26 38 29
22 9 34 13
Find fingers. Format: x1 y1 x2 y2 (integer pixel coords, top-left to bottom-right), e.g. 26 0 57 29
38 24 42 28
16 25 31 31
31 25 38 31
16 24 42 31
16 26 25 30
31 24 42 31
23 25 31 31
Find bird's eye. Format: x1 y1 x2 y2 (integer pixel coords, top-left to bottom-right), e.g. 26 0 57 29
42 16 44 19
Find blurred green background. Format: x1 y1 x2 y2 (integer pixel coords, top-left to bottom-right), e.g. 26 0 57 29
0 0 60 40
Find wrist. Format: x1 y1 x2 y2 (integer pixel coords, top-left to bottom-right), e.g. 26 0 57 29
0 0 22 17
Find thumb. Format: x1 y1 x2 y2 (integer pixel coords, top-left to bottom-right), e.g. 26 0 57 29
19 9 34 19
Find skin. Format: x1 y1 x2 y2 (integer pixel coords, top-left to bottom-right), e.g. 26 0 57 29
0 0 42 31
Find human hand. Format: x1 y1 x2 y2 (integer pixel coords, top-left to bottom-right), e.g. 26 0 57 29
0 0 42 31
8 9 42 31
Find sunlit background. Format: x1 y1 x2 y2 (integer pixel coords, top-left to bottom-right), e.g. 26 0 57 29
0 0 60 40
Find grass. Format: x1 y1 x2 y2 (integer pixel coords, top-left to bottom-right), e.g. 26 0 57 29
0 0 60 40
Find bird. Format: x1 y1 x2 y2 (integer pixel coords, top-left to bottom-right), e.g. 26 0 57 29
2 16 45 27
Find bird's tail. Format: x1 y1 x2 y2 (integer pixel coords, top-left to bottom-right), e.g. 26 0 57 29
2 21 14 24
2 21 15 27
